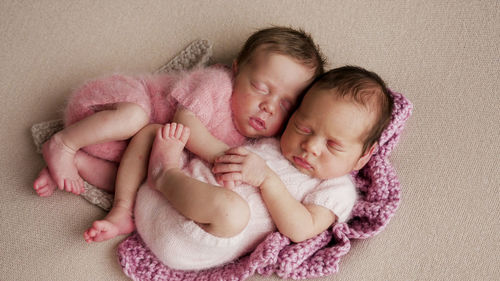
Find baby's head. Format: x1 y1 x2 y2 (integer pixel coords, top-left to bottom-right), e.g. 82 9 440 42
280 66 394 179
230 26 325 138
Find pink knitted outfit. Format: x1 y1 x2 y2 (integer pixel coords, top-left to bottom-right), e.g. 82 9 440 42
63 65 245 162
117 90 413 280
134 138 357 270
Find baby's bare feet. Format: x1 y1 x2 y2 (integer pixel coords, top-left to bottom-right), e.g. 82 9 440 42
33 168 57 197
147 123 190 188
83 206 135 243
42 133 84 195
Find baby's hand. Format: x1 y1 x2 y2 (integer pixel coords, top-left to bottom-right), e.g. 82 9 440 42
216 179 241 189
213 147 269 188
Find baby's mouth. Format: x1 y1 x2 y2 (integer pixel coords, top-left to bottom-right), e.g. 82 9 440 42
249 117 266 131
293 156 313 170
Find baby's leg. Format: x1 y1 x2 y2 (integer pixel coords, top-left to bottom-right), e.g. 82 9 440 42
41 102 149 194
148 123 250 238
33 151 117 197
146 123 190 187
84 124 160 243
74 151 118 192
83 204 135 243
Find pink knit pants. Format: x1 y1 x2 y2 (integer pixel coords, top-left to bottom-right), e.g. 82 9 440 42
63 74 175 162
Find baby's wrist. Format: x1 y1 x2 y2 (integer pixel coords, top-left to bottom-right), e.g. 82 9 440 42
261 168 279 190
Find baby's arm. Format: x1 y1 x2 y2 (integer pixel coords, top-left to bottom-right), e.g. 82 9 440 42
173 106 229 163
258 173 336 242
213 147 336 243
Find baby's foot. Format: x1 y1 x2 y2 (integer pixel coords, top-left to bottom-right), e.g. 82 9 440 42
83 206 135 243
147 123 190 188
33 168 57 197
42 133 85 195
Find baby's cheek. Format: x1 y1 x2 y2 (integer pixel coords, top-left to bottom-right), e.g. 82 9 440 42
267 121 282 136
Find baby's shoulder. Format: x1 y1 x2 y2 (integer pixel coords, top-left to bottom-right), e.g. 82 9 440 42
314 175 357 196
321 174 355 187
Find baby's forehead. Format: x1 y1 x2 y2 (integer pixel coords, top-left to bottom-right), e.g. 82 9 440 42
299 89 378 131
247 48 317 73
317 85 384 112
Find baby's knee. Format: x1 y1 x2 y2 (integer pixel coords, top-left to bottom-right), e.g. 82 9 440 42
115 102 149 126
213 193 250 237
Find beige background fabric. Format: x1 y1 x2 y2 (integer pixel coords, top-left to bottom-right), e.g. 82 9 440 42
1 1 498 280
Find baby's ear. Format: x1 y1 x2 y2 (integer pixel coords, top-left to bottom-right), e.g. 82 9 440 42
354 143 378 170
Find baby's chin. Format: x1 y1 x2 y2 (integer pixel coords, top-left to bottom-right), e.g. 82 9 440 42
294 165 316 178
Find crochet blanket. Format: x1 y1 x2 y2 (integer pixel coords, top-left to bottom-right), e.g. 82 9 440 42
31 39 413 280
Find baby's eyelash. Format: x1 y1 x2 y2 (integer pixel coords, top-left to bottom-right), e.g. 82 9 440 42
327 141 344 152
251 82 268 94
295 123 311 134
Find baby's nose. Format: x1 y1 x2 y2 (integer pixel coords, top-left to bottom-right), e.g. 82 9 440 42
260 100 276 114
301 137 321 156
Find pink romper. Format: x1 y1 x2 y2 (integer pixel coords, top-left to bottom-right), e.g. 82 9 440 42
63 65 245 162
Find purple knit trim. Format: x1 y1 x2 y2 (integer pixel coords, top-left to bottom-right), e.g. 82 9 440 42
117 90 413 280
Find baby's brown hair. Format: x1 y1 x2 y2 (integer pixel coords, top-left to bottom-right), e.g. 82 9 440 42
237 26 326 77
313 66 394 154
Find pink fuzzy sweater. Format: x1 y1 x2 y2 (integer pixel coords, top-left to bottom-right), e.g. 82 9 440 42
117 90 413 280
64 65 245 162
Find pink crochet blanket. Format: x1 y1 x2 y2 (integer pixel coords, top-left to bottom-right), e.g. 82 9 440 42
117 90 413 280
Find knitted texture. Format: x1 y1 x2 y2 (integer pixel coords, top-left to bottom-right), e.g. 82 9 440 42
30 40 213 211
117 90 413 280
155 39 212 73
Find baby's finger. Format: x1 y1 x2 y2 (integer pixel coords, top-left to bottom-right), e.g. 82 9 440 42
224 146 249 156
212 163 242 174
215 174 223 185
215 154 245 164
223 181 235 189
217 172 243 182
215 175 231 186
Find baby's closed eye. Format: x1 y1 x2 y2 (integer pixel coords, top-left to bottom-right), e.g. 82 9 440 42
295 123 312 134
251 81 269 94
327 140 345 152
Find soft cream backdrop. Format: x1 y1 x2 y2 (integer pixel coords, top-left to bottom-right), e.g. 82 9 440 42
1 1 498 280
